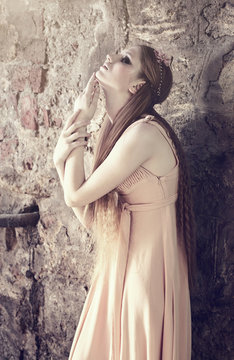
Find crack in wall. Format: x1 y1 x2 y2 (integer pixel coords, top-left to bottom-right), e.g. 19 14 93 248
122 0 130 47
200 3 213 38
204 46 234 100
200 1 234 39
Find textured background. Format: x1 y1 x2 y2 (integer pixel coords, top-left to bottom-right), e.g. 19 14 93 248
0 0 233 359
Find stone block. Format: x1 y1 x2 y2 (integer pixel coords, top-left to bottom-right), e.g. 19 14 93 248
11 66 29 92
54 118 62 128
0 139 18 160
24 39 46 64
40 213 57 230
11 65 44 93
20 95 38 130
0 23 18 61
43 109 50 128
29 66 44 93
6 2 44 48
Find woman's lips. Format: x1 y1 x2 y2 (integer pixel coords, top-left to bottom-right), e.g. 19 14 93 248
101 64 108 70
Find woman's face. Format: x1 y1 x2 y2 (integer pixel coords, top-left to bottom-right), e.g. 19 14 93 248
95 46 143 93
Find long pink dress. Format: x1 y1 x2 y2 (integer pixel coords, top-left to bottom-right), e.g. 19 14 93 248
68 116 191 360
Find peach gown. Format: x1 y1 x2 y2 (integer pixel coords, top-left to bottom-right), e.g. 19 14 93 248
68 116 191 360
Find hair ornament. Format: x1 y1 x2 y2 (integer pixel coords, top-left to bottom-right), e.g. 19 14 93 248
153 49 171 67
152 49 172 98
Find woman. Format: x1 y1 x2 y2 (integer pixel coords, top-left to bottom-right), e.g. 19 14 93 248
53 44 196 360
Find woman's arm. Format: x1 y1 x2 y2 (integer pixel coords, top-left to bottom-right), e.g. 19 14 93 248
64 145 85 205
53 73 100 229
64 121 158 208
52 110 91 228
54 158 91 229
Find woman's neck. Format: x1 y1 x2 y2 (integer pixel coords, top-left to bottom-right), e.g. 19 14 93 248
102 87 130 124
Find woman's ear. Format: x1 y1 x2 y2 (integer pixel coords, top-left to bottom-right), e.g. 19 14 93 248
129 79 146 94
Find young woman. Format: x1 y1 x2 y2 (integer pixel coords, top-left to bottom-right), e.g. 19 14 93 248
53 44 196 360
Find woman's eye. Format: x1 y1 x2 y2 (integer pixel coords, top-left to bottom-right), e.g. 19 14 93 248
121 56 131 65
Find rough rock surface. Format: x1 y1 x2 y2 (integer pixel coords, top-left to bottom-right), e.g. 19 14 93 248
0 0 233 359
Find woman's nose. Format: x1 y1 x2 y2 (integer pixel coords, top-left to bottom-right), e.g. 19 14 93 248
106 54 112 63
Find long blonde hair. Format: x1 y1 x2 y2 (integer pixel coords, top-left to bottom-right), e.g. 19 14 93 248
85 45 197 292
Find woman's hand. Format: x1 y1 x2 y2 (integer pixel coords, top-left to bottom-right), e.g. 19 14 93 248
73 72 100 122
53 110 90 166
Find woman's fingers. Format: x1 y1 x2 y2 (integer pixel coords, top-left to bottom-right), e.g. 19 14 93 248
87 72 96 87
83 73 95 95
92 83 100 103
64 109 81 130
65 121 86 134
66 132 90 143
86 74 98 100
70 139 89 149
62 72 98 132
64 117 89 135
89 82 100 107
64 121 89 137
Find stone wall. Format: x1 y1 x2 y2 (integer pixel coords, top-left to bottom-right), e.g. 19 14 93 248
0 0 233 359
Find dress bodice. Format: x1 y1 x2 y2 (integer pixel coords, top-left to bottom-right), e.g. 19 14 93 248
116 115 179 206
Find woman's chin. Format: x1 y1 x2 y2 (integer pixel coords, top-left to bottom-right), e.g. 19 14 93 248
95 71 102 83
95 69 102 78
95 73 106 88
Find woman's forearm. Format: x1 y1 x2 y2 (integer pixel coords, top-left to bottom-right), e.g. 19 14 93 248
54 158 88 228
63 146 86 207
55 160 65 187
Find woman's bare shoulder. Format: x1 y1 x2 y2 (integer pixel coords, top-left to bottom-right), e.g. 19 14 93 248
121 117 163 147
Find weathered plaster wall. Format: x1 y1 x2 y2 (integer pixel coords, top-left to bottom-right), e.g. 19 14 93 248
0 0 233 359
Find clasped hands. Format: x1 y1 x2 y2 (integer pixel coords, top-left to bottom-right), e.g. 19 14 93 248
53 73 100 166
